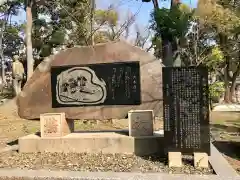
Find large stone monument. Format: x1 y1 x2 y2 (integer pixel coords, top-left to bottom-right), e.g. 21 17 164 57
162 66 210 168
17 41 163 120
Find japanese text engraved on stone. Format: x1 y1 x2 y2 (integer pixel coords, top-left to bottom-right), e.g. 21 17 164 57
56 67 107 105
43 115 60 135
131 120 153 136
163 66 210 155
51 61 141 107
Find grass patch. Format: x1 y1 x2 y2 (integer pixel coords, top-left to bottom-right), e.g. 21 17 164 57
210 111 240 129
0 87 14 100
74 120 96 131
22 123 40 134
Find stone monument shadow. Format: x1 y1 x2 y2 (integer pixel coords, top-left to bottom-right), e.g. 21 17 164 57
138 153 168 164
211 124 240 133
7 139 18 146
74 129 129 136
213 141 240 160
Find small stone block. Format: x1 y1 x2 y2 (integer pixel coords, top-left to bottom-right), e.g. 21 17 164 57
194 152 209 168
40 113 74 138
168 152 182 167
128 110 154 137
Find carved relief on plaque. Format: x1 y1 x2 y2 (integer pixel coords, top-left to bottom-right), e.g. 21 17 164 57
43 116 59 134
132 119 151 132
40 113 72 138
129 110 154 137
56 67 107 105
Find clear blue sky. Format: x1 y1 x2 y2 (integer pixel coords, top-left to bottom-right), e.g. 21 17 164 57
11 0 198 26
96 0 198 26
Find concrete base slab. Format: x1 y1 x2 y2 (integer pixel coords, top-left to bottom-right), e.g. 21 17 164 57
0 169 227 180
0 145 18 153
19 132 164 156
209 143 239 177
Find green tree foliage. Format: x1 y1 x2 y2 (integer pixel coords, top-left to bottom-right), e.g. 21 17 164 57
209 81 225 102
150 3 194 66
1 22 24 57
93 8 137 43
0 0 91 78
150 0 240 103
95 9 118 27
205 46 224 68
29 0 90 59
0 0 23 58
197 0 240 102
93 9 119 43
0 0 24 83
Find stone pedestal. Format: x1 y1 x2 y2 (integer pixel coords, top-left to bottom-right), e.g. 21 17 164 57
168 152 182 167
128 110 154 137
40 113 74 138
194 152 209 168
18 132 164 155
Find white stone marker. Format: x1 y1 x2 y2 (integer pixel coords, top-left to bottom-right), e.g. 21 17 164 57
194 152 209 168
168 152 182 167
128 110 154 137
40 112 74 138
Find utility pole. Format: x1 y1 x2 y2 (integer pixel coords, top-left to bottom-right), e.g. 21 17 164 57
0 4 12 85
152 0 159 9
0 16 7 85
90 0 95 45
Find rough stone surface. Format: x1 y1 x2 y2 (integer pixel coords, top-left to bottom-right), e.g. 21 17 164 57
128 110 154 137
40 113 74 137
17 41 163 120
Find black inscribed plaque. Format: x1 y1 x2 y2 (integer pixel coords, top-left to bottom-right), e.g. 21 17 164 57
51 61 141 108
163 66 210 155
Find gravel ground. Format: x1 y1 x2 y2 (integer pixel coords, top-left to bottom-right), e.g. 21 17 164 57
0 152 214 175
0 100 238 176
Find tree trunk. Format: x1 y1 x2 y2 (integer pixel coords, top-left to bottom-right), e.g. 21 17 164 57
224 85 231 103
0 24 5 85
26 2 34 80
162 39 174 66
230 64 240 102
152 0 159 8
219 33 233 103
89 0 95 45
159 0 178 67
0 14 8 85
223 66 231 103
230 80 236 102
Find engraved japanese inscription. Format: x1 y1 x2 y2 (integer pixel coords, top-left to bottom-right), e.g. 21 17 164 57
56 67 107 105
163 67 210 155
129 110 154 137
41 114 61 136
44 116 58 134
51 61 141 107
